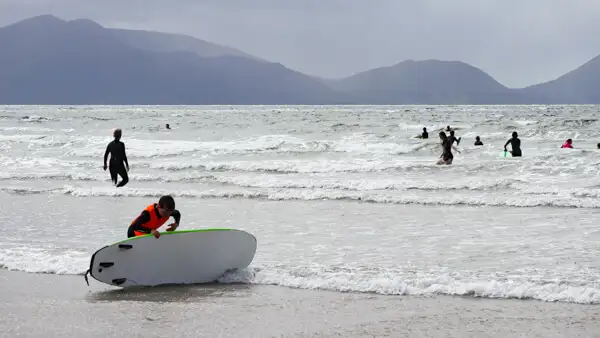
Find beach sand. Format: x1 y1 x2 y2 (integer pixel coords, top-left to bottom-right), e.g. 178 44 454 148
1 270 599 338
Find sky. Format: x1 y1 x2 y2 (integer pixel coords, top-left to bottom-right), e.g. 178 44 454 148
1 0 599 88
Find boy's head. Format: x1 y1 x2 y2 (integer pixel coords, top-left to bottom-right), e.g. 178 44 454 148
512 131 518 138
157 195 175 217
476 136 480 141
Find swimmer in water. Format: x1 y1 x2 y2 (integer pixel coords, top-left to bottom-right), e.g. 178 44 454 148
474 136 483 146
166 124 171 130
561 139 573 148
446 125 452 132
103 128 130 187
503 131 522 157
437 131 461 165
421 127 428 139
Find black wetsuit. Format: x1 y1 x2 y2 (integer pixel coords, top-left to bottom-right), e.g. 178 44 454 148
104 139 129 187
127 205 182 238
422 131 428 139
506 137 522 157
449 135 461 146
474 140 483 146
441 138 454 162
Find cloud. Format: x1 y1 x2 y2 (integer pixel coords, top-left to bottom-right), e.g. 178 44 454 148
1 0 600 87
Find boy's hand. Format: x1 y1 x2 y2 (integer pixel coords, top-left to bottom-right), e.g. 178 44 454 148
151 229 160 239
166 223 178 232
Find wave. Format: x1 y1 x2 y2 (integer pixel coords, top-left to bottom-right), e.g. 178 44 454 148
63 135 425 158
1 250 597 304
219 266 600 305
2 185 599 208
150 159 441 173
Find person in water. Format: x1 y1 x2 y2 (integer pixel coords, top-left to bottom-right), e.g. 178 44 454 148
504 131 522 157
449 130 461 146
437 131 461 165
103 128 129 187
561 139 573 148
166 124 171 130
128 195 181 239
446 125 451 132
421 127 428 139
474 136 483 146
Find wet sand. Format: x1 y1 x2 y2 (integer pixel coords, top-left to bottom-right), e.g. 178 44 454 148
1 270 599 337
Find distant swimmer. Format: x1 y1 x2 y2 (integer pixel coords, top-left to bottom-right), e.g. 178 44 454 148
474 136 483 146
503 131 522 157
446 125 452 132
437 131 461 165
421 127 428 139
166 124 171 130
103 128 130 187
449 130 461 146
561 139 573 148
128 195 181 238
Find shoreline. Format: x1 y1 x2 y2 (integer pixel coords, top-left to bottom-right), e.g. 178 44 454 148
1 269 599 337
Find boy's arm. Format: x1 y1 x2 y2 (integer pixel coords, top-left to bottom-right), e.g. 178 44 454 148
130 211 152 233
167 210 181 231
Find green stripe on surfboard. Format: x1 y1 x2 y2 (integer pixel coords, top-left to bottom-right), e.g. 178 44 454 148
114 228 234 244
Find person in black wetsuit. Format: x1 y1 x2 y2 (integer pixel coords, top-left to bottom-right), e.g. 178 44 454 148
421 127 428 139
449 130 461 146
437 131 461 165
103 128 130 187
504 131 522 157
474 136 483 146
128 195 182 238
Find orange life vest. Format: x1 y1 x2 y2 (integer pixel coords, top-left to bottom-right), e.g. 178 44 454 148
131 203 170 236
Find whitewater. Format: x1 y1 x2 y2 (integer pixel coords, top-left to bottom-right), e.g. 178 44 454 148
1 104 600 305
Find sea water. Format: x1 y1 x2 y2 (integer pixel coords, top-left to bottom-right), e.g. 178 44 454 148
1 105 600 304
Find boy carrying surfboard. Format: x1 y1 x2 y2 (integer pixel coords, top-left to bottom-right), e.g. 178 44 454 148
127 195 181 239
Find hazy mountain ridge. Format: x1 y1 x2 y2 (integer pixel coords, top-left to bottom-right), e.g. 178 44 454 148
0 15 598 104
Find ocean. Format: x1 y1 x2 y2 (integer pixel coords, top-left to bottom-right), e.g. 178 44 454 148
1 105 600 336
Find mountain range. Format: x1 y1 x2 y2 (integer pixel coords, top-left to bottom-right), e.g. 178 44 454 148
1 15 599 105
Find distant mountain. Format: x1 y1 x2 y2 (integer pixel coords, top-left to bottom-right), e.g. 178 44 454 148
520 55 600 104
330 60 531 104
0 15 346 105
3 15 600 105
110 28 265 62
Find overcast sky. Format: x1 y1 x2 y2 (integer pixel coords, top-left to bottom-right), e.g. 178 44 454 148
1 0 599 88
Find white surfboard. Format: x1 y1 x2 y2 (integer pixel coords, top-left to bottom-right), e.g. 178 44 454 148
85 229 257 288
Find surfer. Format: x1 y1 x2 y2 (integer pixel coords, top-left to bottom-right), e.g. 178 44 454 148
561 139 573 148
421 127 428 139
474 136 483 146
128 195 181 239
103 128 129 187
503 131 522 157
437 131 461 165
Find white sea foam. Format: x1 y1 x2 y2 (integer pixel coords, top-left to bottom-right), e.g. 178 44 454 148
2 247 598 305
2 185 598 208
219 266 600 305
